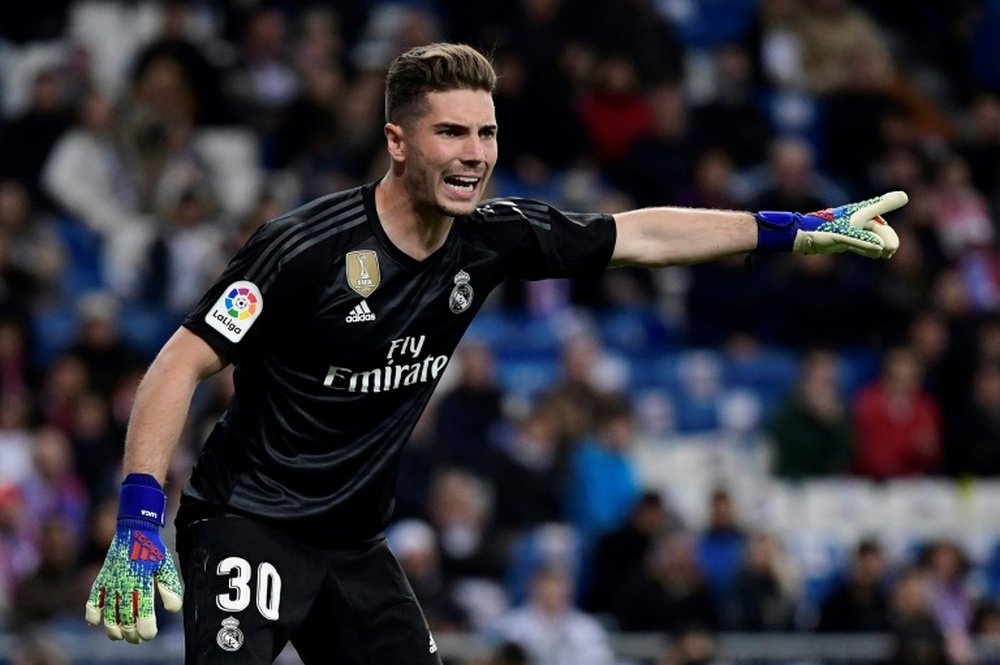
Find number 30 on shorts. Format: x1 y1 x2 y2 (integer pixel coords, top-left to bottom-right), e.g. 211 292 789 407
215 556 282 621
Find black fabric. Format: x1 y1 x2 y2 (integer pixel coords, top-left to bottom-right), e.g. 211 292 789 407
179 181 616 547
176 515 441 665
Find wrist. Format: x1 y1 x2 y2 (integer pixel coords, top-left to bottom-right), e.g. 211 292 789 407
754 211 803 253
118 473 167 528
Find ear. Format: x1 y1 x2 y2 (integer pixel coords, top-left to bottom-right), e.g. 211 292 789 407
384 122 405 164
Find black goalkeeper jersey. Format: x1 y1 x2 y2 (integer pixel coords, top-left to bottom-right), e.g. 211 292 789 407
179 181 616 545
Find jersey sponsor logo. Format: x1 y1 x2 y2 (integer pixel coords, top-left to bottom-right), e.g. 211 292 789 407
346 250 380 297
345 300 376 323
216 617 244 652
205 280 263 342
129 531 164 562
323 334 450 393
449 269 473 313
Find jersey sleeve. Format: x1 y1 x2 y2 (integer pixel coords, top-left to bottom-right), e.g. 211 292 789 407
182 216 309 364
479 198 617 280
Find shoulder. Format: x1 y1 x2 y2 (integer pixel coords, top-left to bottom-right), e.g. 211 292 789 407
467 197 558 229
250 186 369 256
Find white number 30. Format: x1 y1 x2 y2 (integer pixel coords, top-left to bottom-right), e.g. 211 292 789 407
215 556 282 621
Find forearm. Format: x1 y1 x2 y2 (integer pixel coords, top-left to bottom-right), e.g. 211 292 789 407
123 329 226 483
610 207 757 268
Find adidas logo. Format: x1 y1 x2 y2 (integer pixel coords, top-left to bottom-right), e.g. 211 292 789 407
130 531 164 562
345 300 376 323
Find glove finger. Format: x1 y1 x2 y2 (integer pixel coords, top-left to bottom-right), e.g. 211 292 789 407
157 576 183 613
85 600 102 627
105 592 124 641
863 217 900 258
137 615 159 641
122 623 143 645
849 191 908 227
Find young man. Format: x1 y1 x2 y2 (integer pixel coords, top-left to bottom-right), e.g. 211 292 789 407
85 43 904 663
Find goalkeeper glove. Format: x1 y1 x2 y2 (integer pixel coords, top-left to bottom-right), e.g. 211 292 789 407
85 473 183 643
755 191 905 259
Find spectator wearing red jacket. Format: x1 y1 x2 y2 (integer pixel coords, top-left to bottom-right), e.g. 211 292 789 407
853 347 942 478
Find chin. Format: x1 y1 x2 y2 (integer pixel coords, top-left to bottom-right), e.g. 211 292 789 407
438 199 481 218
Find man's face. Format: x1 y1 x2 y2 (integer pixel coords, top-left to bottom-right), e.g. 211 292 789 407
395 89 497 218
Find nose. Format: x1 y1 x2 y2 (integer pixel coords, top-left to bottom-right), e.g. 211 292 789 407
462 136 487 165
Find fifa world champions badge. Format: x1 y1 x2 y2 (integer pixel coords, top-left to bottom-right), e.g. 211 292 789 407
449 270 473 314
217 616 244 652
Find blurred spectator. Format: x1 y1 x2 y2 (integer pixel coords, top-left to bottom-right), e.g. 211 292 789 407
41 90 149 295
561 393 641 540
0 318 32 405
778 254 865 348
492 404 564 533
923 540 976 664
490 563 614 665
796 0 893 95
10 517 83 630
958 92 1000 209
226 7 299 131
143 184 226 314
852 347 942 478
725 532 797 631
888 566 948 665
0 396 34 487
0 69 73 211
578 56 652 167
675 149 740 211
386 518 468 632
750 137 825 214
0 180 62 295
744 0 807 90
685 254 781 348
657 627 724 665
66 292 144 395
426 469 507 584
926 154 994 260
817 539 891 633
768 349 852 478
697 489 748 597
19 427 88 542
0 484 38 621
67 392 117 501
0 228 40 323
38 355 89 437
433 342 504 477
580 0 684 87
614 531 720 633
130 1 236 127
691 45 771 169
585 490 674 614
613 83 693 207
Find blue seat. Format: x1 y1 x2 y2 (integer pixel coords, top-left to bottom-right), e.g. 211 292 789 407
31 305 78 365
598 307 678 354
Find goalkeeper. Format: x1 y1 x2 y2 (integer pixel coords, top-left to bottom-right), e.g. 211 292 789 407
84 42 905 664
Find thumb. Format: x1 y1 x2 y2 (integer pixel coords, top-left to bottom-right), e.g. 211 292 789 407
849 191 908 226
156 577 183 613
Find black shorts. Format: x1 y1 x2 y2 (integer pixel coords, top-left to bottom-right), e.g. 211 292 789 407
175 515 442 665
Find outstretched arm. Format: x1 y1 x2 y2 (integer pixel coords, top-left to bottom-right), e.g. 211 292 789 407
610 192 907 268
124 327 228 483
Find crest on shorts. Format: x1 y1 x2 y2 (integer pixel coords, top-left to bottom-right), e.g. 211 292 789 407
346 250 380 297
217 616 244 652
449 270 473 314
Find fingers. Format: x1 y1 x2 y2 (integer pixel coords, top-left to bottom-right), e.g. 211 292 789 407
864 217 900 258
850 191 909 227
805 231 883 258
157 577 183 613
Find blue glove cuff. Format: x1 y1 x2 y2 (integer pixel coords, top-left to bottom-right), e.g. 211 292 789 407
754 211 803 253
118 473 167 527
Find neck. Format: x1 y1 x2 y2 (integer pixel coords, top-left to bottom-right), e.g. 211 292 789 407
375 175 453 261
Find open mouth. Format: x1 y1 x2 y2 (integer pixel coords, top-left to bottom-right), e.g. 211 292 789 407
443 175 481 195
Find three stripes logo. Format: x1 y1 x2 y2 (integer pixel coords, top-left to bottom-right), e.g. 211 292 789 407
345 300 376 323
129 531 165 562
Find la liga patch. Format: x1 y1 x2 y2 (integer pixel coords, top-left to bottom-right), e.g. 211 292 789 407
205 280 263 342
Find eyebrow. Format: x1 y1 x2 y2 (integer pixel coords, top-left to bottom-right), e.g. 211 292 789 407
432 122 498 132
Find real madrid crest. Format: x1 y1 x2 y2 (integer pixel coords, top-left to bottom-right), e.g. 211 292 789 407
346 250 381 297
217 616 244 652
449 270 474 314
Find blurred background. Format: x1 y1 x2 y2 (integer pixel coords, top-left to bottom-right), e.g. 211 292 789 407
0 0 999 663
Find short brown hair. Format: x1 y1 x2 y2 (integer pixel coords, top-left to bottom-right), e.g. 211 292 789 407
384 43 496 124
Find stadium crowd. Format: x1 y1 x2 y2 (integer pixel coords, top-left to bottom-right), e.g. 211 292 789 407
0 0 999 663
